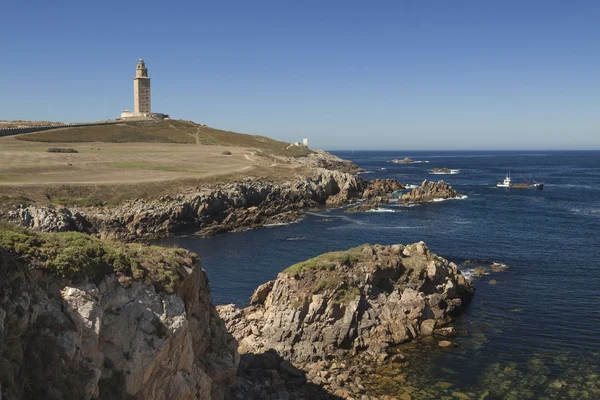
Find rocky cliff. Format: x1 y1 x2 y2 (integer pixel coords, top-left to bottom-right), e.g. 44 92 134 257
0 224 238 400
7 168 371 242
218 242 474 398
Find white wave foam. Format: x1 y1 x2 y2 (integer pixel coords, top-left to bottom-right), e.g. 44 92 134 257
461 269 478 281
554 184 598 190
569 208 600 217
367 208 395 213
264 220 300 227
429 169 460 175
358 171 374 174
432 195 468 202
285 236 307 241
327 224 426 231
389 202 421 208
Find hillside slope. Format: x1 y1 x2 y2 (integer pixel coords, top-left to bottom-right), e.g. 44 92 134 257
17 120 310 155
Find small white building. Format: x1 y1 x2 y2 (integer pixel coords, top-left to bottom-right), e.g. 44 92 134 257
120 110 136 119
303 138 308 147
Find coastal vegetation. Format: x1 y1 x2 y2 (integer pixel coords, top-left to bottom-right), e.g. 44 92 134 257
283 245 367 276
0 222 193 293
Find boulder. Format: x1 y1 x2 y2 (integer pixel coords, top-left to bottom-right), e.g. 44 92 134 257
401 180 462 203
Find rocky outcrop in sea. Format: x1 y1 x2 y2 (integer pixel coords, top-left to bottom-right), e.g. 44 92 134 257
345 179 405 213
400 179 462 203
218 241 474 398
390 157 414 164
0 225 238 400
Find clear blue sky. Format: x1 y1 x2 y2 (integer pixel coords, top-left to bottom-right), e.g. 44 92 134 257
1 0 598 150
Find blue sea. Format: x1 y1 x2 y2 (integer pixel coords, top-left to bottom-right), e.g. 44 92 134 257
155 151 600 398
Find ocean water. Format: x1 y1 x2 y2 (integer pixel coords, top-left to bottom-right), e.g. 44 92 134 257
155 151 600 398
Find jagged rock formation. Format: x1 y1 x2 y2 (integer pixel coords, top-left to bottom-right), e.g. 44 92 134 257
345 197 390 213
345 179 405 213
361 178 404 198
218 242 473 397
0 225 238 400
8 169 367 241
7 171 407 241
276 150 361 174
400 180 462 203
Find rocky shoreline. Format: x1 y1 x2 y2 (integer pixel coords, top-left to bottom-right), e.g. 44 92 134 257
0 222 475 400
2 150 464 242
6 168 364 241
0 150 476 400
346 179 464 213
218 242 474 399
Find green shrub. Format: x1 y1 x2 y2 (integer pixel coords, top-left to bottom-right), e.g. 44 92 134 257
47 147 78 153
0 222 195 294
283 245 366 276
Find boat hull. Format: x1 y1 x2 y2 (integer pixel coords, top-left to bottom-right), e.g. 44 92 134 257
498 183 544 190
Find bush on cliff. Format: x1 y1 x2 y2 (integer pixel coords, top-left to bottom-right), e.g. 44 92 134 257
283 245 367 277
0 222 195 293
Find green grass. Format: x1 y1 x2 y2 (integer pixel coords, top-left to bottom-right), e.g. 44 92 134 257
0 174 22 182
283 245 367 276
0 195 32 208
0 222 196 293
314 276 341 292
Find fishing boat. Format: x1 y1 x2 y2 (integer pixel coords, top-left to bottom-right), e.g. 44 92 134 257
496 174 512 188
497 173 544 190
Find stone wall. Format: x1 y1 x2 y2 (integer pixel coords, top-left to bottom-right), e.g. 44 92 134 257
0 120 133 137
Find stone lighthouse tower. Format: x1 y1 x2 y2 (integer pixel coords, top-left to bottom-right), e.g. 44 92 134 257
133 57 151 115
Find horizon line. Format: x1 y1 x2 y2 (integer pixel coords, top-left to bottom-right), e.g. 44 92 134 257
325 149 600 152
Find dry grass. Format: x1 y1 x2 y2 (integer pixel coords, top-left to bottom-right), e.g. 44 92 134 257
0 120 312 207
17 120 312 157
0 164 310 207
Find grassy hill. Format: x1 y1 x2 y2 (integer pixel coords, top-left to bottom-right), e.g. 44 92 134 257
17 120 310 156
0 119 315 206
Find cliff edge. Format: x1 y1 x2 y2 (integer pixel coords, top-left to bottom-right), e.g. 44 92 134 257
0 224 238 400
